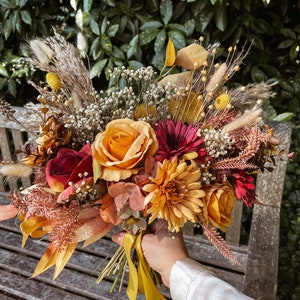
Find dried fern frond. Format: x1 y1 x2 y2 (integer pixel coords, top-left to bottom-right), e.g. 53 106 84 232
201 223 240 266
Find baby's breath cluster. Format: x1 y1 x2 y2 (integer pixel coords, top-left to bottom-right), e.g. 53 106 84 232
198 128 232 158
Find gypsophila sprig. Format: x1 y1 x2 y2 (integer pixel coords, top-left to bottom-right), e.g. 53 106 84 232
0 33 289 300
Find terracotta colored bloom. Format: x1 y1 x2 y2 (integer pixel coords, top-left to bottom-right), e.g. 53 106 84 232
201 183 236 232
21 115 72 166
92 118 158 182
143 157 205 232
154 120 206 163
99 194 122 225
46 144 93 192
231 170 256 207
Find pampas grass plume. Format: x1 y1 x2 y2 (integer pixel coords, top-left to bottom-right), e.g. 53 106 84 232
0 164 33 178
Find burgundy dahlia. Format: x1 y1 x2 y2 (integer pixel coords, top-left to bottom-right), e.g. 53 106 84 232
154 120 206 162
231 170 256 207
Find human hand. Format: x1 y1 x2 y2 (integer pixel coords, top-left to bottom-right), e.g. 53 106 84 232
112 220 188 287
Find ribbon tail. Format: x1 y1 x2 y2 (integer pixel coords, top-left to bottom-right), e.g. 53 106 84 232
135 232 166 300
123 233 139 300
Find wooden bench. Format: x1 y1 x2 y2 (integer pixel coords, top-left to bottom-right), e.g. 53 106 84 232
0 109 292 300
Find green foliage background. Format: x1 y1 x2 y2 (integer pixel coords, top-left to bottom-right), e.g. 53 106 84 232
0 0 299 298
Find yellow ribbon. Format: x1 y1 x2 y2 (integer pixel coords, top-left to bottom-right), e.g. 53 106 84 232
123 232 166 300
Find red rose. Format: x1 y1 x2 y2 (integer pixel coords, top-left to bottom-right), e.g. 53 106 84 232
46 144 93 192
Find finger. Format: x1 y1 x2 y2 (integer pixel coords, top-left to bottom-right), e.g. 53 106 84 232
111 231 125 245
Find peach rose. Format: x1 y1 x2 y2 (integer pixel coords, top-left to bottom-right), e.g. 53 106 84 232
202 183 236 232
92 118 158 181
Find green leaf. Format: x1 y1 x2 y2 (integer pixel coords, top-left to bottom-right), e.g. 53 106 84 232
83 0 93 12
90 18 100 35
0 65 8 77
90 58 108 78
101 17 108 35
112 46 125 60
167 30 186 49
19 0 28 8
183 19 195 36
140 21 163 30
0 0 17 9
167 23 187 35
278 39 295 49
90 37 102 60
160 0 173 25
0 78 6 90
281 28 297 40
214 1 227 32
251 66 267 82
4 16 13 40
107 24 119 37
128 60 144 70
127 35 139 59
273 112 294 122
289 44 299 61
8 79 16 97
20 10 32 25
139 28 159 46
154 29 167 53
101 34 112 54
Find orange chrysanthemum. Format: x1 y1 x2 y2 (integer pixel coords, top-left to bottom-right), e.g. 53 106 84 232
143 157 205 232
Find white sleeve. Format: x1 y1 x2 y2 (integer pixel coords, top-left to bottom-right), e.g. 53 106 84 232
170 258 254 300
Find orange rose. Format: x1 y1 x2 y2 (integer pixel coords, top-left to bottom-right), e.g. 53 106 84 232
92 118 158 181
201 183 236 232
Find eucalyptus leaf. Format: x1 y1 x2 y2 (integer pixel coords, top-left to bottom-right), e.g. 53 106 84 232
289 44 299 61
101 34 112 54
90 18 100 35
8 78 16 97
0 78 6 90
127 35 139 59
214 1 227 32
0 0 17 9
128 60 144 70
107 24 119 37
278 39 295 49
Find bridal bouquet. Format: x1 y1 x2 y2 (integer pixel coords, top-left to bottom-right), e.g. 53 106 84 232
0 33 282 299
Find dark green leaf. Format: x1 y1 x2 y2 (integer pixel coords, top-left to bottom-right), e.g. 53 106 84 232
128 60 144 70
112 46 125 60
154 29 166 53
167 30 186 49
0 65 8 77
8 79 16 97
90 37 102 60
0 78 6 90
140 21 163 30
19 0 28 8
20 10 32 25
289 44 299 61
250 66 267 82
4 16 13 40
119 15 128 34
139 28 159 46
214 1 227 32
278 39 295 49
101 17 108 35
0 0 17 9
90 58 108 78
101 34 112 54
84 0 93 12
90 18 100 35
281 28 297 40
151 49 165 70
183 19 195 36
160 0 173 25
107 24 119 37
167 23 187 35
127 35 139 59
